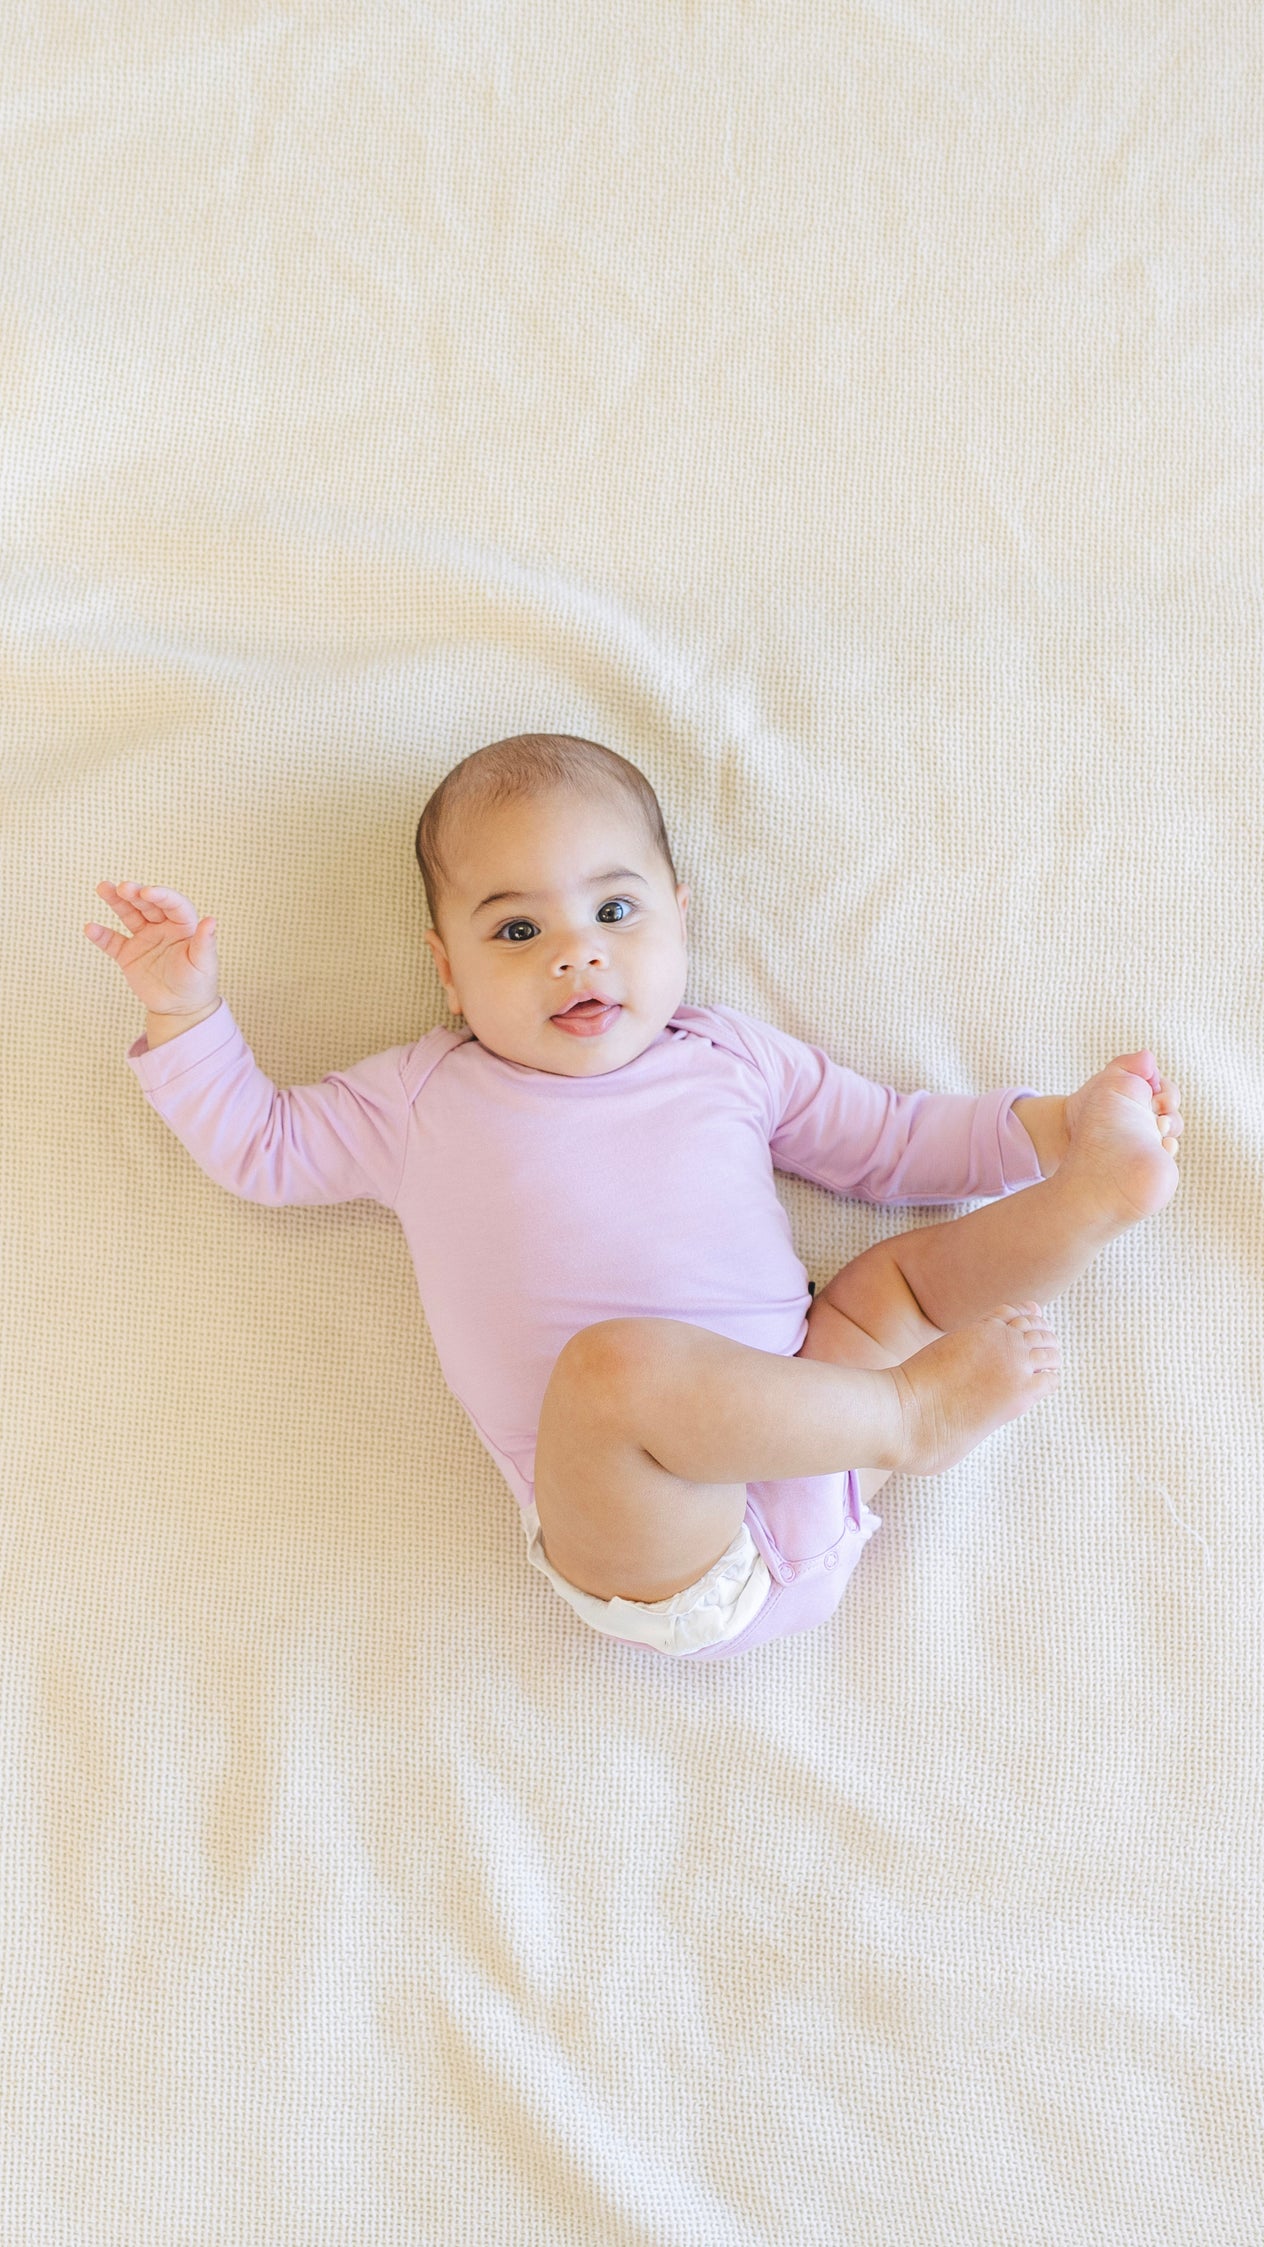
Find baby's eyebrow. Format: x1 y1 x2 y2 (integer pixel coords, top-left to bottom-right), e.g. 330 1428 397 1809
470 867 648 918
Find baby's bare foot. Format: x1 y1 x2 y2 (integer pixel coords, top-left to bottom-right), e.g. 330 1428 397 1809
889 1303 1060 1475
1060 1050 1182 1228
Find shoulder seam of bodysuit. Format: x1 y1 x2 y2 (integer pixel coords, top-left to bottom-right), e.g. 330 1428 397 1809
675 1001 777 1137
389 1025 474 1204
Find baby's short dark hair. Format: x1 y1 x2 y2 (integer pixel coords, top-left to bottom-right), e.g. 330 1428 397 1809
415 733 679 939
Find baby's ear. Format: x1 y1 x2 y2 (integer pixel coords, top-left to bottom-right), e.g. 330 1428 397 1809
422 927 456 1004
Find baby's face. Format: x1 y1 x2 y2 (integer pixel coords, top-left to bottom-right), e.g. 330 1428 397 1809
423 792 690 1076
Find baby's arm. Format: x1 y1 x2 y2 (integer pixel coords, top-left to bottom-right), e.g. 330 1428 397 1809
144 999 223 1048
708 1004 1047 1204
86 881 408 1207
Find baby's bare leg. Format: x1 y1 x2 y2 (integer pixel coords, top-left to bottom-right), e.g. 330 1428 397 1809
531 1057 1183 1605
882 1052 1182 1335
533 1321 902 1600
879 1174 1116 1343
532 1305 1056 1602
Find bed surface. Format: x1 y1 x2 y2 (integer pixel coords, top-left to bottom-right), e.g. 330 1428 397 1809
5 6 1261 2239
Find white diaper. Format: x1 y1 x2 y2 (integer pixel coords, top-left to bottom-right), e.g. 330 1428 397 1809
521 1502 772 1656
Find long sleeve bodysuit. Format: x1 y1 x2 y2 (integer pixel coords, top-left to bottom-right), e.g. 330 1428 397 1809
127 997 1042 1659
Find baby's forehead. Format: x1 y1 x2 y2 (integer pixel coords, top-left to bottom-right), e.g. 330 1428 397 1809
458 803 651 876
478 796 630 844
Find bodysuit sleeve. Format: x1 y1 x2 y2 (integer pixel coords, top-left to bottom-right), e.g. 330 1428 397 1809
125 999 411 1209
705 1003 1045 1205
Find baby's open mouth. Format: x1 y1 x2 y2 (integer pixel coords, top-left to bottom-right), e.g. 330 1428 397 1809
550 998 621 1033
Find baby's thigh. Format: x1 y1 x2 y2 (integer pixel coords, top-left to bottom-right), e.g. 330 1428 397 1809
533 1324 748 1606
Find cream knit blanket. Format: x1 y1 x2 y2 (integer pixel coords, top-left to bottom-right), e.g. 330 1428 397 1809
5 5 1261 2239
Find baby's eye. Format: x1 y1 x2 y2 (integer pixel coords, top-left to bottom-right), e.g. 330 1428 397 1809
493 899 636 941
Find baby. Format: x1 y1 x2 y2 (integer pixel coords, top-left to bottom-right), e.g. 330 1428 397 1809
85 733 1184 1663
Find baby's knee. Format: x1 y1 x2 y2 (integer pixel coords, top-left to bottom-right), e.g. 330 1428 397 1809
545 1316 687 1416
546 1318 638 1412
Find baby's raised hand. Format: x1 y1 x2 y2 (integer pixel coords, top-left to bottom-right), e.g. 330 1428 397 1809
84 882 220 1015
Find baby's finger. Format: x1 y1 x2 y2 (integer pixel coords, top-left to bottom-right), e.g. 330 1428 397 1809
96 880 148 933
114 881 168 925
83 921 130 956
136 885 198 927
104 880 161 929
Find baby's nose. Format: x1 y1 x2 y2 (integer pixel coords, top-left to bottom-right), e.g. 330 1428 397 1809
554 934 606 967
